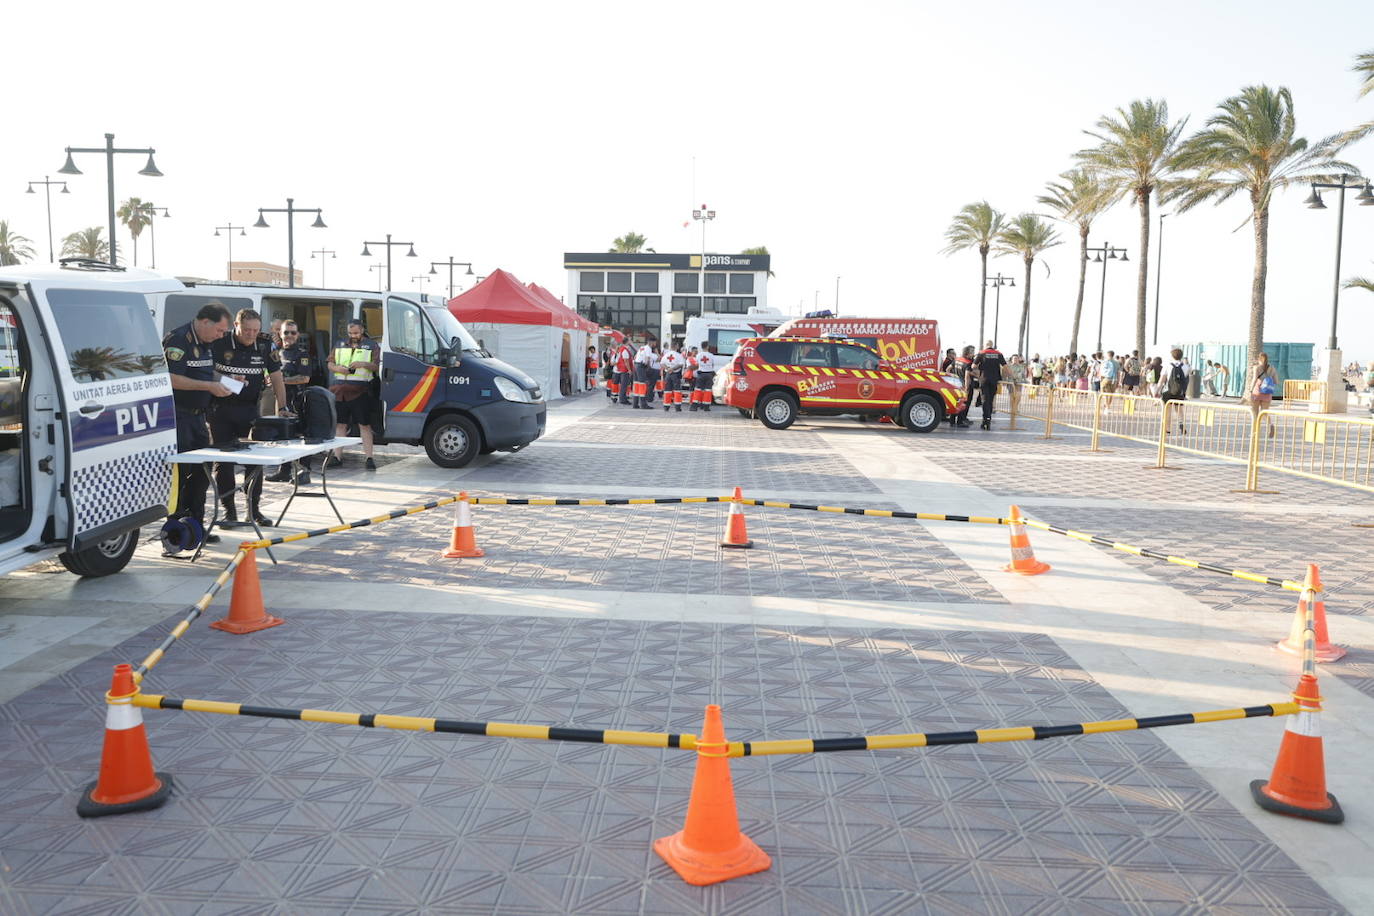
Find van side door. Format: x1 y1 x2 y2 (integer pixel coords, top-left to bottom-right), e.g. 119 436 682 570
42 286 177 551
379 296 445 441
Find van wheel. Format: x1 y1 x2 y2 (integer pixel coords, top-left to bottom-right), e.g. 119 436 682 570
757 392 798 430
424 415 481 468
59 529 138 578
901 393 942 433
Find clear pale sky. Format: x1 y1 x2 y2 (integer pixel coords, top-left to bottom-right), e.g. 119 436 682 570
6 0 1374 362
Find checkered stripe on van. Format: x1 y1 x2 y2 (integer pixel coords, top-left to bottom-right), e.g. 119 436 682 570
71 444 176 534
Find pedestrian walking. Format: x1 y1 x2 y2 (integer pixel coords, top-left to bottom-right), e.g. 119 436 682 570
1161 348 1190 435
972 341 1006 430
1243 352 1279 438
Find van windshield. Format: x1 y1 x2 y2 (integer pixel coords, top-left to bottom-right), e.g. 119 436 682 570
423 305 483 355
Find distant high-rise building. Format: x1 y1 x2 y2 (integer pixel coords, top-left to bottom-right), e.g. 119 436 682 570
228 261 302 287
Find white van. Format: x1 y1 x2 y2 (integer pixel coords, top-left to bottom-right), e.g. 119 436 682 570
682 308 789 357
1 262 182 577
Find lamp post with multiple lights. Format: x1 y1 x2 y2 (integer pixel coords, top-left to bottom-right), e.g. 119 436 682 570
1304 175 1373 413
429 257 474 299
56 133 163 267
310 248 337 286
1086 241 1128 354
361 234 417 291
214 223 247 281
692 205 716 316
25 176 70 263
136 205 170 269
252 199 326 288
984 273 1014 346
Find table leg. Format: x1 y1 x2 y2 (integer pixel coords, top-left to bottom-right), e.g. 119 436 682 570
319 454 346 524
245 466 277 565
191 460 218 563
274 459 300 527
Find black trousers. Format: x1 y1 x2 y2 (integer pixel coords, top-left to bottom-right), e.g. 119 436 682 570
980 381 998 422
615 370 632 404
174 408 211 522
209 402 263 512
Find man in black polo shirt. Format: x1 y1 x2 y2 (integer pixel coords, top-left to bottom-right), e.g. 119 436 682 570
210 308 288 526
972 340 1007 431
164 302 232 542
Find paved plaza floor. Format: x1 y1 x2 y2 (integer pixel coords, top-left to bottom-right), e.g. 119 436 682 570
2 392 1372 914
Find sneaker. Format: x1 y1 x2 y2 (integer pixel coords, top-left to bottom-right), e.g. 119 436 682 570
324 455 343 469
365 457 377 470
203 533 221 545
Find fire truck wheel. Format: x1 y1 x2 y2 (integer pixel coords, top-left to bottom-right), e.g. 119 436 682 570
902 393 942 433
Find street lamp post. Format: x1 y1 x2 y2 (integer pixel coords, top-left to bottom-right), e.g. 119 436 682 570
214 223 248 281
253 198 326 288
411 275 431 293
835 275 841 315
1152 213 1168 347
136 205 170 269
985 273 1014 347
310 248 337 287
361 234 417 292
1086 241 1128 354
56 133 163 267
1305 175 1373 413
692 205 716 317
25 176 70 263
368 263 388 292
429 257 474 299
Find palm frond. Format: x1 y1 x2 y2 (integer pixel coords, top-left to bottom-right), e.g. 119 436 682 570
1343 275 1374 293
1356 50 1374 99
941 201 1006 255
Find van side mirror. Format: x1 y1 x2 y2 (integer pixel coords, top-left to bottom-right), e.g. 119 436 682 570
449 336 462 367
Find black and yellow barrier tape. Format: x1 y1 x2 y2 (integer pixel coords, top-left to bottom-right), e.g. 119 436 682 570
130 548 249 684
1014 517 1307 592
740 499 1006 525
132 693 1295 756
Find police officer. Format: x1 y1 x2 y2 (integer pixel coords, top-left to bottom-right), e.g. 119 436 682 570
950 345 976 427
164 302 232 543
266 319 315 483
660 342 684 413
327 318 381 470
210 309 288 526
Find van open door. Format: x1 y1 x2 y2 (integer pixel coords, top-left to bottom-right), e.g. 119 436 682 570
40 285 177 574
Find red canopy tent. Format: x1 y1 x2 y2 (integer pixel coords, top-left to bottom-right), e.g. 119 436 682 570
526 282 598 334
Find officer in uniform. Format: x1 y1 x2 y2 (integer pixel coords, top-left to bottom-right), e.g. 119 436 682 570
326 318 381 470
164 302 233 543
210 308 288 525
266 319 315 483
660 342 684 413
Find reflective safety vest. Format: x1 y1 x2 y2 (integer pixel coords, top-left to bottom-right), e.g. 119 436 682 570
332 341 376 384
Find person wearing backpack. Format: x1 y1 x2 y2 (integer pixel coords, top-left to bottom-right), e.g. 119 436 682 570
1243 352 1279 438
1162 348 1190 435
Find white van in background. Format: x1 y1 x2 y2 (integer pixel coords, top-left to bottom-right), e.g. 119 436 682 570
682 308 789 357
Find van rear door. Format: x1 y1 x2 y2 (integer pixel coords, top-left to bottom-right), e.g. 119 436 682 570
40 286 177 551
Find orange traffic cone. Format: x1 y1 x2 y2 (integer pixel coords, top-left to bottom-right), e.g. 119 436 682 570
77 664 173 817
442 492 485 558
210 546 285 634
1251 672 1344 823
721 487 753 549
1277 565 1346 662
1002 505 1050 575
654 705 771 885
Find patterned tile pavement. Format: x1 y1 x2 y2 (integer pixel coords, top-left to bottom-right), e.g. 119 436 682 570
274 492 1005 605
549 414 832 450
0 613 1344 915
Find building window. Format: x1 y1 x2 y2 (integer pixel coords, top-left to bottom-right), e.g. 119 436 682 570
580 272 604 292
705 273 726 294
607 271 631 292
729 274 754 294
674 273 698 293
634 273 659 293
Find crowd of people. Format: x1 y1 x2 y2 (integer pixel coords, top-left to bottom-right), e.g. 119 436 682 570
590 337 720 412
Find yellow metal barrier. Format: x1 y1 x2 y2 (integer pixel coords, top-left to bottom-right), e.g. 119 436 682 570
1097 390 1167 450
1158 399 1257 466
1281 379 1325 409
1250 410 1374 494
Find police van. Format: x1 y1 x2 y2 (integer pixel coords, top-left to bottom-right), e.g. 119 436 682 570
150 281 546 468
1 262 183 577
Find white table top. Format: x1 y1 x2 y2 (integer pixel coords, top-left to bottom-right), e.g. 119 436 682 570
168 437 362 466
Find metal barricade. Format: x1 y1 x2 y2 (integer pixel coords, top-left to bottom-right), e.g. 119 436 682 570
1096 390 1166 449
1249 410 1374 494
1281 379 1325 410
1158 399 1257 466
1049 385 1097 434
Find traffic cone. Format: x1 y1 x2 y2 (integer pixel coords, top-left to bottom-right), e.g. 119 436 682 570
442 492 485 558
77 664 173 817
1002 505 1050 575
720 487 753 549
1277 564 1346 662
1250 672 1344 823
210 546 285 634
654 705 771 885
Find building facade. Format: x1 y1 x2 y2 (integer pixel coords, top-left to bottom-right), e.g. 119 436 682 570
228 261 303 287
564 251 771 342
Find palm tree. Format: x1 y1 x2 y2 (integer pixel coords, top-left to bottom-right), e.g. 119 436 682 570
1170 85 1356 367
994 214 1061 356
117 198 154 266
69 346 142 382
740 245 775 277
1076 99 1187 358
1337 50 1374 146
609 231 648 253
1038 170 1112 355
61 227 110 261
0 221 36 266
941 202 1006 345
1343 276 1374 295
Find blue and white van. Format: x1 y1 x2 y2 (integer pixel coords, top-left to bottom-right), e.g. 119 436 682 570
1 262 182 577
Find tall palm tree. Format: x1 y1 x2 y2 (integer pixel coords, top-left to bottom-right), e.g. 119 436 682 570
61 227 110 261
1076 99 1187 358
1170 85 1355 367
0 221 36 266
609 231 648 253
994 214 1061 356
1338 50 1374 146
118 197 154 266
1037 169 1112 355
941 201 1006 345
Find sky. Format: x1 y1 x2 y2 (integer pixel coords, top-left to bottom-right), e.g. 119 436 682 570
5 0 1374 363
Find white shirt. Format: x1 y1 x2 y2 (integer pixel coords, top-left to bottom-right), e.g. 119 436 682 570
696 351 716 373
634 345 653 366
661 350 684 372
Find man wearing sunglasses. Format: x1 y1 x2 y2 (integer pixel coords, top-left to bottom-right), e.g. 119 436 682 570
265 320 317 484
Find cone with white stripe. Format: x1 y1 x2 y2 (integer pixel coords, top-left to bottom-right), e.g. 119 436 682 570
1251 672 1344 823
1277 564 1346 662
442 491 485 558
77 664 173 817
1002 505 1050 575
720 487 753 549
